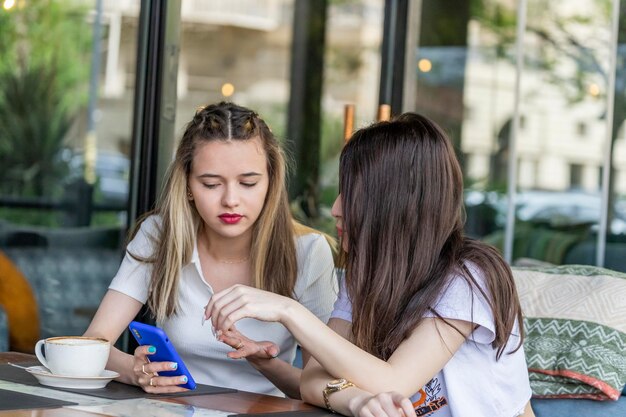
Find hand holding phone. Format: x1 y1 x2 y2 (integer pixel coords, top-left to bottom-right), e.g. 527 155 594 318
129 321 197 390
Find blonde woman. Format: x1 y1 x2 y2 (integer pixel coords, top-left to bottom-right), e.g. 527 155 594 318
84 102 337 397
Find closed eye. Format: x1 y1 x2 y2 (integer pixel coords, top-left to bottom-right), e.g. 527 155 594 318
241 182 257 187
203 183 219 189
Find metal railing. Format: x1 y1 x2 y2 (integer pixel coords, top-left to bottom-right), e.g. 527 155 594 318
0 181 127 227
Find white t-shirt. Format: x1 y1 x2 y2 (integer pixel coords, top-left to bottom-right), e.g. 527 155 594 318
330 264 532 417
109 215 338 396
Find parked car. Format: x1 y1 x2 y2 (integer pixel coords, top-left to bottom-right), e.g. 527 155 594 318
464 189 626 235
66 150 130 205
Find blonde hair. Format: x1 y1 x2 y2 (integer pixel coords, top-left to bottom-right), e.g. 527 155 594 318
133 102 302 323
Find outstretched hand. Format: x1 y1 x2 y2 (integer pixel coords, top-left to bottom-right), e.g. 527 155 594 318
217 327 280 360
204 284 295 332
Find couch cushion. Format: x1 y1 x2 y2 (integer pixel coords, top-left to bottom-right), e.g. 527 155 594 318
513 264 626 400
3 247 121 341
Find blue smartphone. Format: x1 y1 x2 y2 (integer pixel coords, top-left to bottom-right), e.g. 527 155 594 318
128 321 197 390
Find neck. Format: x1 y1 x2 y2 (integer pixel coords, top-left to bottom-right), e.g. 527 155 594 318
199 225 252 263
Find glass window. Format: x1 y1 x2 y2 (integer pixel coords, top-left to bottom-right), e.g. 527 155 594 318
0 0 138 350
513 0 612 265
406 0 624 270
171 0 384 236
317 0 384 232
410 0 515 241
175 0 295 141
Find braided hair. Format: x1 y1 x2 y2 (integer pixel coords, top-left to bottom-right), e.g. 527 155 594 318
132 102 297 322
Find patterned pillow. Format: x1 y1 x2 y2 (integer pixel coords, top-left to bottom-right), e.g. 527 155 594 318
513 265 626 401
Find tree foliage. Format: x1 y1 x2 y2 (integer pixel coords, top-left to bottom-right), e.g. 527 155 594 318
0 0 91 198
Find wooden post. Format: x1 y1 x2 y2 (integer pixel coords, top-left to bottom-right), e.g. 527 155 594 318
343 104 355 143
286 0 328 206
377 104 391 121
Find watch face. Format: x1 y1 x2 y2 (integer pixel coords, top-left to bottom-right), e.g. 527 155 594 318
327 378 347 388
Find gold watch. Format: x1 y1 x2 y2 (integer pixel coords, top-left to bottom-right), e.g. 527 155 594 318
323 378 355 413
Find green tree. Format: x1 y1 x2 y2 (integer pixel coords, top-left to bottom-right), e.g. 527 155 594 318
0 0 91 198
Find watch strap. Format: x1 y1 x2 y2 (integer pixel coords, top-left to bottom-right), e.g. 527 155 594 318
323 379 355 413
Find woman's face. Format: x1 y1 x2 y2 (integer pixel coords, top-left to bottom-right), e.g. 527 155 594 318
331 194 349 252
188 137 269 241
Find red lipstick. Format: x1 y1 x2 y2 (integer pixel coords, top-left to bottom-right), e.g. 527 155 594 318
219 214 243 224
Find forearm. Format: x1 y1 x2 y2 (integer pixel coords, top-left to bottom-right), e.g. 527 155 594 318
301 363 371 416
104 346 136 385
82 290 142 386
283 301 467 397
282 302 399 393
247 357 302 399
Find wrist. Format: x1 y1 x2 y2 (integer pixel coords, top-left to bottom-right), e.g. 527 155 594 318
124 363 140 386
282 298 302 328
246 354 278 369
246 355 265 368
347 394 369 416
323 378 356 413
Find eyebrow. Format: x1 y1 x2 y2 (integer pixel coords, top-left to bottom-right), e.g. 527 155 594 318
197 172 262 179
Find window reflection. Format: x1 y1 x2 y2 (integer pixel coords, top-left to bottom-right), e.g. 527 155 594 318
0 0 135 228
410 0 626 271
0 0 137 352
172 0 384 235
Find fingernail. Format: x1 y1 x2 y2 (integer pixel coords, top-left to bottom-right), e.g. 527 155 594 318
170 362 178 369
180 376 188 383
201 316 206 327
211 324 216 337
147 346 156 354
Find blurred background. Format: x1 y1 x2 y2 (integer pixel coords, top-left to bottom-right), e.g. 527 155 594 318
2 0 626 351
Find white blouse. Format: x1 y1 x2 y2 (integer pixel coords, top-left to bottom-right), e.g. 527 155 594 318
109 215 337 396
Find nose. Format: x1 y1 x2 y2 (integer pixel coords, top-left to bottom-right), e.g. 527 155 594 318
221 184 240 208
331 195 342 218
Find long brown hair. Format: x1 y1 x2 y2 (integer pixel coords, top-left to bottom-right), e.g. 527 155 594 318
339 112 523 360
134 102 298 323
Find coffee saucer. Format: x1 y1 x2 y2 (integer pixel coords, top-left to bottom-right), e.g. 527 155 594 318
25 366 120 389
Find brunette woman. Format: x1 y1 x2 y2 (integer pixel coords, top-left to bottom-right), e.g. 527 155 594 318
206 112 534 416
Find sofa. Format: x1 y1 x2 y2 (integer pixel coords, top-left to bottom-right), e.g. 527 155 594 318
513 264 626 416
0 221 124 352
484 224 626 274
3 247 122 341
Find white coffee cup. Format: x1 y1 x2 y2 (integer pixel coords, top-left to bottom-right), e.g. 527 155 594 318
34 336 110 377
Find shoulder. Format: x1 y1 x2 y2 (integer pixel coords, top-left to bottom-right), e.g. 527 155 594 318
440 262 489 301
429 261 494 320
294 232 336 282
127 214 163 256
293 232 338 311
138 214 162 234
295 232 333 257
132 215 162 242
429 262 496 342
